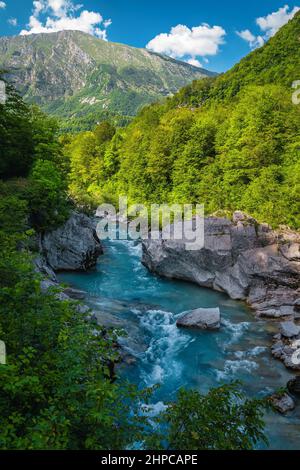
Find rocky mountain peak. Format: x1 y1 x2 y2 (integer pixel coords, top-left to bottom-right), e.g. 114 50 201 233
0 30 215 130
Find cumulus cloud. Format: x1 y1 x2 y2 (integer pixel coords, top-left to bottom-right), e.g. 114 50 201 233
236 29 264 49
8 18 18 26
0 1 6 9
237 4 299 49
186 58 203 68
20 0 111 39
256 4 300 36
146 23 226 64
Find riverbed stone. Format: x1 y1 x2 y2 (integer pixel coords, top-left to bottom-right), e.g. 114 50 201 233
280 321 300 339
176 307 221 330
270 393 296 414
63 287 87 300
40 278 58 293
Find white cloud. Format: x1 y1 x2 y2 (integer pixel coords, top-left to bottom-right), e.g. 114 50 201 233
256 4 300 37
8 18 18 26
236 29 264 49
20 0 111 39
0 1 6 9
103 19 112 28
47 0 70 16
32 1 44 16
146 23 226 64
237 4 299 49
186 58 203 68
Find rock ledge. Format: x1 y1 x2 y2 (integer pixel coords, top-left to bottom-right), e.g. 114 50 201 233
142 212 300 320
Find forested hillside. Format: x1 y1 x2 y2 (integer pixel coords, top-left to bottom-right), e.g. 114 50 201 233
64 12 300 229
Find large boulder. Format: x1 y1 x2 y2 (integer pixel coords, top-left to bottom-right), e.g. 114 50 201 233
176 307 221 330
63 287 86 300
41 212 103 271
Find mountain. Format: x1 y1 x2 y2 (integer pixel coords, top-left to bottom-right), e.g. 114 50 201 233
0 30 214 130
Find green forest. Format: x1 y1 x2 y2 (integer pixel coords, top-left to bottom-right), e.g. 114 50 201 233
64 11 300 229
0 11 299 451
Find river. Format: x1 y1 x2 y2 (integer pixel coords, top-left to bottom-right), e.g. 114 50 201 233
58 237 300 450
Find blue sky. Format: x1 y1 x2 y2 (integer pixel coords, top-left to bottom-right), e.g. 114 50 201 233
0 1 299 72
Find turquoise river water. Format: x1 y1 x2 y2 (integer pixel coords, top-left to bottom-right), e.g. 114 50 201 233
58 237 300 450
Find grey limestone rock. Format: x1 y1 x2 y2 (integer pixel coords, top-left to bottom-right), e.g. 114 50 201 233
176 307 221 330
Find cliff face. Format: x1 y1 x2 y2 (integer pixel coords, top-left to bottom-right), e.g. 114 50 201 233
142 212 300 320
142 212 300 371
0 30 213 127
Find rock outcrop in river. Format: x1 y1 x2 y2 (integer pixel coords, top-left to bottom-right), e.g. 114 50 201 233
40 211 103 271
177 307 221 330
142 211 300 321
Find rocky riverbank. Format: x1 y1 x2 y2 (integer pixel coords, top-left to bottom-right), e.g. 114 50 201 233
34 211 136 370
34 210 300 418
142 211 300 372
34 210 300 379
39 211 103 271
34 211 102 315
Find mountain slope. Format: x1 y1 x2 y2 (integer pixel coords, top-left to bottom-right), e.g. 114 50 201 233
0 30 214 130
63 13 300 229
171 10 300 107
